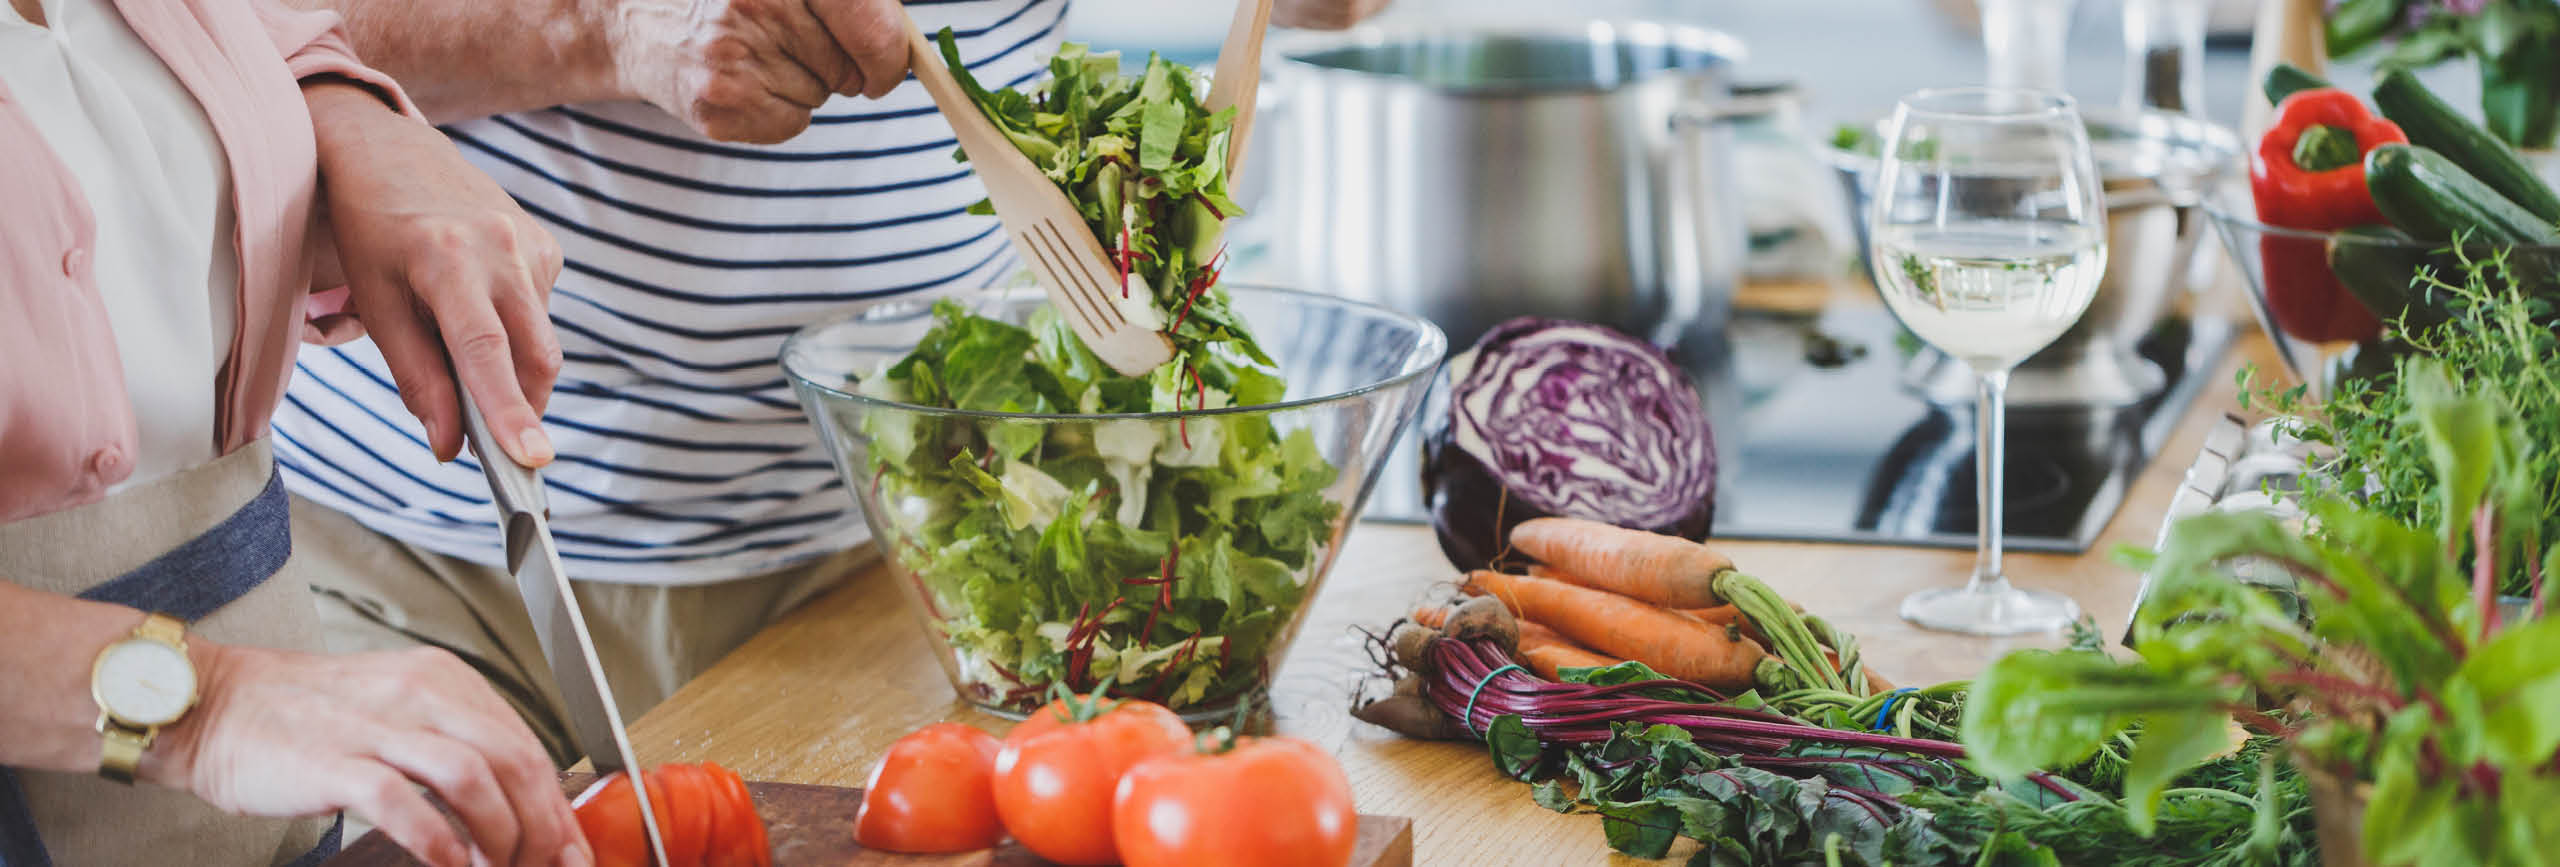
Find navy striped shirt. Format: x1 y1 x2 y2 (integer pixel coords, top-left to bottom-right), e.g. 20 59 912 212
271 0 1065 584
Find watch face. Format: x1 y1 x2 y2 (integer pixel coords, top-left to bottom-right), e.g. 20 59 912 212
97 639 195 725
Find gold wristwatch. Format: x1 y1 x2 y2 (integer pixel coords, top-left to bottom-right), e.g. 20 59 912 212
90 613 198 784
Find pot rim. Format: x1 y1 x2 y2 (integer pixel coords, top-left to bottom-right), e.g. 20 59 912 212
1821 107 2243 180
1270 18 1747 97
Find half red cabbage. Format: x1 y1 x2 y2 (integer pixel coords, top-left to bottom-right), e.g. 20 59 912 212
1422 317 1718 571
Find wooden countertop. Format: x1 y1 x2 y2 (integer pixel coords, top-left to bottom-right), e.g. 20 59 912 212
621 295 2284 866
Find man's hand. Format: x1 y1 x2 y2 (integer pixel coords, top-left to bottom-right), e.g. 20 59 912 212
603 0 912 143
154 644 589 867
1274 0 1392 31
306 82 564 468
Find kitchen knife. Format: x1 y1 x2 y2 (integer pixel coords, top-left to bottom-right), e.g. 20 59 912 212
457 385 671 867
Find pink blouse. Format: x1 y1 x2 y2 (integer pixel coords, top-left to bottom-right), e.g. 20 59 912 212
0 0 413 523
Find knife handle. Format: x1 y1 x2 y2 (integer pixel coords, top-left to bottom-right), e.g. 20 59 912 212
455 372 549 519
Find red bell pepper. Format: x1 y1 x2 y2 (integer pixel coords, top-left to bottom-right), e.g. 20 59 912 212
2249 88 2407 343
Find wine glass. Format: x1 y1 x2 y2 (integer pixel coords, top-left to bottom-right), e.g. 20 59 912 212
1869 87 2106 635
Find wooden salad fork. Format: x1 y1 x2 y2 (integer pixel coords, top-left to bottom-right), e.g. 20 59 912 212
902 16 1175 376
1204 0 1276 173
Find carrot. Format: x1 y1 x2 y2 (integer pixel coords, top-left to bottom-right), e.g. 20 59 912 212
1511 518 1732 609
1520 644 1619 681
1412 606 1449 629
1462 570 1765 688
1516 620 1575 651
1677 604 1770 646
1677 604 1744 626
1516 620 1623 679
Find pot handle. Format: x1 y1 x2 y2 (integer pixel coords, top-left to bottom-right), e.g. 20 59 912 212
1662 88 1750 347
1668 79 1797 128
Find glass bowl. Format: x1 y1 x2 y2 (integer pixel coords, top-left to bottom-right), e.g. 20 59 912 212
781 287 1446 721
2201 192 2560 401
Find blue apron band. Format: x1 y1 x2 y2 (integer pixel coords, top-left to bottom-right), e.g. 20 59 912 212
0 772 47 867
1 468 319 867
280 815 344 867
74 469 291 617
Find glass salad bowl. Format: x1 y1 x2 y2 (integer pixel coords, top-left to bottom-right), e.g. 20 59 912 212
782 287 1446 721
2203 191 2560 401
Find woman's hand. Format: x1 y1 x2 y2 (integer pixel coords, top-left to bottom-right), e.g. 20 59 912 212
305 82 564 467
151 643 591 867
1274 0 1393 31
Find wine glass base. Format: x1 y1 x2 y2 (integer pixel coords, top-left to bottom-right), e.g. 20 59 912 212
1900 584 2081 636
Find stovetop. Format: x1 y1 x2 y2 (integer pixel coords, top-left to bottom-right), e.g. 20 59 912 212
1357 303 2235 554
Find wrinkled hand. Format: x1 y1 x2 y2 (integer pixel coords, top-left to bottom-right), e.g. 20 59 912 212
1274 0 1393 30
604 0 911 143
308 83 563 468
152 644 588 867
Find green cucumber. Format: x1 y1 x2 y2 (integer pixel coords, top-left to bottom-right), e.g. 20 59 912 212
2327 225 2451 330
2326 0 2405 58
2364 143 2560 245
2372 68 2560 224
2264 63 2332 107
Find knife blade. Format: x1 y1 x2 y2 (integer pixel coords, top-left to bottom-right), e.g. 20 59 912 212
456 385 671 867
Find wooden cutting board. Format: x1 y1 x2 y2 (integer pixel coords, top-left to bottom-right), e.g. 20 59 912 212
326 774 1414 866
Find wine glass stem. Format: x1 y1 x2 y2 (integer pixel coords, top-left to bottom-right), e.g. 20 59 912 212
1972 367 2011 594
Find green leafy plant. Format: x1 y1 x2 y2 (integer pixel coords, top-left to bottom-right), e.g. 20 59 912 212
2244 248 2560 597
1965 357 2560 866
1494 667 2313 865
2327 0 2560 149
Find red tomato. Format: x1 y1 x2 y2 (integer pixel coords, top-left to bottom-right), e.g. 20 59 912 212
992 697 1191 865
1112 736 1358 867
854 722 1005 853
573 763 770 867
573 772 651 867
701 762 770 867
654 765 711 865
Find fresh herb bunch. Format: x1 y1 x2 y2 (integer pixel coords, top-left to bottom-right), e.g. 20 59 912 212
851 41 1341 713
2244 249 2560 596
1967 359 2560 866
936 29 1264 384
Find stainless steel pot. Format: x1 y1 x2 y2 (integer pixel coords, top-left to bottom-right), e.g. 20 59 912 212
1256 20 1750 352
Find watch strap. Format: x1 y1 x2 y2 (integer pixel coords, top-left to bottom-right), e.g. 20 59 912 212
133 612 185 647
97 723 148 785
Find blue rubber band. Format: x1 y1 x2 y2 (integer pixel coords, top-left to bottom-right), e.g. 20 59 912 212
1870 687 1919 732
1464 664 1526 736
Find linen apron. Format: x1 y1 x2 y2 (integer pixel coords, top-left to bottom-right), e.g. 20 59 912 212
0 440 341 866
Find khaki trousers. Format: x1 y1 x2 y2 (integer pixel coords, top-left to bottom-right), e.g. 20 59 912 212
0 441 336 866
286 497 871 768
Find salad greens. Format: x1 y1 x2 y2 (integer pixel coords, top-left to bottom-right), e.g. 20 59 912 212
850 40 1338 713
1968 348 2560 865
936 29 1264 378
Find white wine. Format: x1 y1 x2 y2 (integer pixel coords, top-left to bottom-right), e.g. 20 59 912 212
1871 220 2106 370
